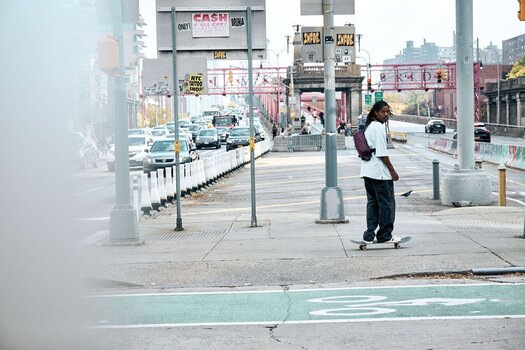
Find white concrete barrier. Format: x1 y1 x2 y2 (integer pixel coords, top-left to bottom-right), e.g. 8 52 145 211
149 171 161 211
140 173 152 216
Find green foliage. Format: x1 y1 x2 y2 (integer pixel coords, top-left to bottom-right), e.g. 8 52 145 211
507 57 525 78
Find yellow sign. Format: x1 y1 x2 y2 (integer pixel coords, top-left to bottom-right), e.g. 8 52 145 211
174 140 180 153
302 31 321 45
187 74 203 95
249 137 255 151
214 51 227 59
336 33 354 46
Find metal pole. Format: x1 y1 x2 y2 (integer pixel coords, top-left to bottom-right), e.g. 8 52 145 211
432 159 440 200
456 0 475 170
246 6 257 227
171 8 183 231
317 0 347 223
496 55 501 125
109 0 140 243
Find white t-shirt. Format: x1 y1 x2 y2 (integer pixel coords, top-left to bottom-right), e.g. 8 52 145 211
359 120 391 180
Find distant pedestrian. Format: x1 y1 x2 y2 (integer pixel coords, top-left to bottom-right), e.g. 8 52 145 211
272 123 278 139
286 123 292 136
360 100 400 245
319 111 325 127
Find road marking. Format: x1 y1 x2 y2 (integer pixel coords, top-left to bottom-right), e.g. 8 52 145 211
79 230 108 246
90 283 525 329
75 186 104 196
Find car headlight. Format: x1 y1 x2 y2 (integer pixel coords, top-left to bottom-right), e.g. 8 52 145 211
144 157 153 164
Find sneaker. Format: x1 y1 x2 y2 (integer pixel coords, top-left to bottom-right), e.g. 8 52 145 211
381 236 401 244
362 239 374 244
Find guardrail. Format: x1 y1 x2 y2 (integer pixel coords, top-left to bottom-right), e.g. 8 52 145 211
289 134 323 151
429 137 525 170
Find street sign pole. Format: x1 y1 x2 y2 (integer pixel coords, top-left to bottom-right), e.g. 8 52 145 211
171 8 183 231
317 0 347 224
247 6 257 227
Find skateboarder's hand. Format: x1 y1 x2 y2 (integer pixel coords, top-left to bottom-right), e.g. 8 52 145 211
390 170 399 181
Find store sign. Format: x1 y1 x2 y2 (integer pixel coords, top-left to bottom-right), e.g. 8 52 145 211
192 13 229 38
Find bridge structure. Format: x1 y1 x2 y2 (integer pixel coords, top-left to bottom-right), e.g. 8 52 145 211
191 61 483 126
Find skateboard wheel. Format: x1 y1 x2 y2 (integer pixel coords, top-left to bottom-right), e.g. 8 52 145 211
359 244 367 251
394 243 400 249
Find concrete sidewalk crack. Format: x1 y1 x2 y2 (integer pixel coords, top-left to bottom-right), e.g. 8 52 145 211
200 214 241 261
334 225 349 258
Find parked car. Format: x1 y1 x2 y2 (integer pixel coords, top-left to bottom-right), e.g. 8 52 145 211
226 127 251 151
196 128 221 149
143 137 199 174
215 127 231 143
425 119 446 133
452 123 491 143
68 132 99 170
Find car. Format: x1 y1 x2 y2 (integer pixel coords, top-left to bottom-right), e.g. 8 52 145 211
452 123 491 143
215 127 230 143
425 119 446 133
106 135 151 171
150 128 169 142
226 126 251 151
196 128 221 149
68 132 99 170
185 124 202 141
143 137 199 174
128 128 154 143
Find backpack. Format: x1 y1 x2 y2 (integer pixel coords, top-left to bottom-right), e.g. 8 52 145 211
353 129 375 161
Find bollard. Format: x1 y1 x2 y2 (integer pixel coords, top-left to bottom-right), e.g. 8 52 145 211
157 169 167 207
149 171 161 211
165 167 175 203
132 174 140 221
498 164 506 206
140 173 152 216
432 159 440 200
475 159 483 169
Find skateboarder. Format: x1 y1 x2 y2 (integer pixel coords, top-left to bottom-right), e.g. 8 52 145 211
359 100 400 245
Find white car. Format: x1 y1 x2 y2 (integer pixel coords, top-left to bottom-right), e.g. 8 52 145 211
106 135 151 171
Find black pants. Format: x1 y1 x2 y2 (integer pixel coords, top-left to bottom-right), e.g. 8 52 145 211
363 177 396 242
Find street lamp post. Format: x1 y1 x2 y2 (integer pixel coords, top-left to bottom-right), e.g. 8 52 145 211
268 48 288 127
486 47 501 124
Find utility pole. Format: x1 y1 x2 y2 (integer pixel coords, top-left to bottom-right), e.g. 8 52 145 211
108 0 141 244
317 0 347 224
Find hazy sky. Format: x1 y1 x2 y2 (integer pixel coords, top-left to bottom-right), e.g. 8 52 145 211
140 0 524 65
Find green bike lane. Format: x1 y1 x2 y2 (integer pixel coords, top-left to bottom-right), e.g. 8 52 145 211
91 283 525 329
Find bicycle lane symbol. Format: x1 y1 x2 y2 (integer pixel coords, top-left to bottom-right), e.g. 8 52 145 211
306 295 487 317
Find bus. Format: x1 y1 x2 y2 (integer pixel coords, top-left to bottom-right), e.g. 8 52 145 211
212 114 237 128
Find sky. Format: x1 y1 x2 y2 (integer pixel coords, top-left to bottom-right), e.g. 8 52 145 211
139 0 524 66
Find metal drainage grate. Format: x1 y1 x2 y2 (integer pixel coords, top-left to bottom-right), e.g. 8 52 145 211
144 229 228 242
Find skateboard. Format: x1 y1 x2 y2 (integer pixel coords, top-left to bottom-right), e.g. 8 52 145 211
350 236 412 250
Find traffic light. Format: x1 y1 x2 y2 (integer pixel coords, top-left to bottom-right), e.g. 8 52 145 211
519 0 525 21
367 78 372 92
436 69 443 83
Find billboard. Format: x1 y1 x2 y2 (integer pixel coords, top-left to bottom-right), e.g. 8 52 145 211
156 0 267 60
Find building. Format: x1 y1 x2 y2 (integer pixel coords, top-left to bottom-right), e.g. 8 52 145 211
502 33 525 65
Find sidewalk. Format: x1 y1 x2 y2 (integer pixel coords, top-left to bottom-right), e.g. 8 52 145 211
88 148 525 291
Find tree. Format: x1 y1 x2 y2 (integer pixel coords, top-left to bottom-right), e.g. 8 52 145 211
507 57 525 79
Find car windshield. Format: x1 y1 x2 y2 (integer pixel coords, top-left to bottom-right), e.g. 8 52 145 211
151 130 166 136
199 129 217 136
432 120 444 124
128 129 144 135
128 136 146 146
216 128 228 133
186 125 200 131
214 117 233 126
150 140 188 153
230 128 250 137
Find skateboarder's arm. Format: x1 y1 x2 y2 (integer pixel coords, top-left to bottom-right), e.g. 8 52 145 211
378 156 399 181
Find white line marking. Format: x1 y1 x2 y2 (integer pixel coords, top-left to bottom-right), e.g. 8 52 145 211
75 187 104 196
79 230 108 246
491 192 525 206
91 282 524 298
75 217 110 222
91 315 525 329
